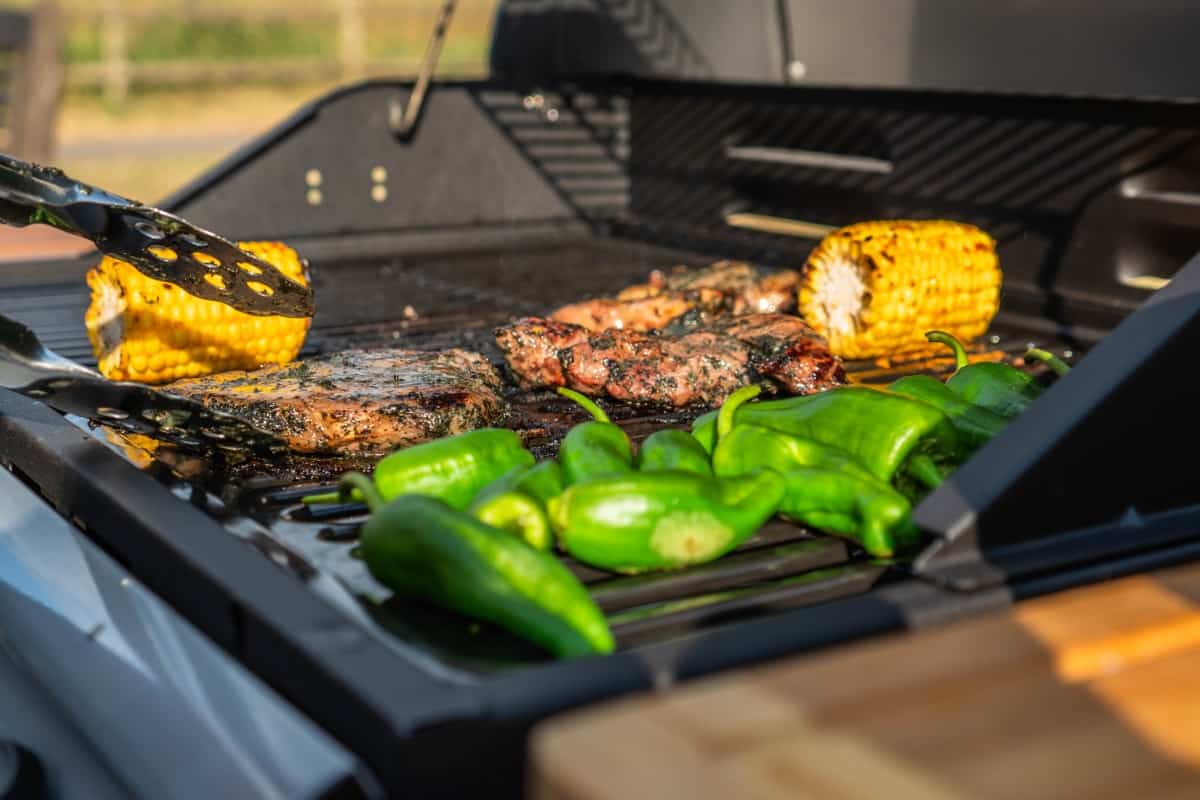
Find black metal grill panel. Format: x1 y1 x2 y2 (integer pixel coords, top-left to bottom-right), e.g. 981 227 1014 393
624 86 1200 325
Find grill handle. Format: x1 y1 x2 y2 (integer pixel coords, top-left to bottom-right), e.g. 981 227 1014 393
391 0 457 140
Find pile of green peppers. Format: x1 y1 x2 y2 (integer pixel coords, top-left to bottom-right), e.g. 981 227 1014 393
301 332 1070 659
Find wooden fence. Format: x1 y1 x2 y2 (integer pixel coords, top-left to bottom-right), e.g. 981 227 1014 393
66 0 498 103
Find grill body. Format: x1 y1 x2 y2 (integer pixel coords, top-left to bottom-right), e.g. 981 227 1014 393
4 76 1200 796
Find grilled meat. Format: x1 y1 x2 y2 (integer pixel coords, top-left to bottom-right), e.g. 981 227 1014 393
168 348 506 455
550 261 801 332
494 317 591 388
496 313 844 407
549 288 726 332
693 313 847 394
623 260 801 315
562 329 756 407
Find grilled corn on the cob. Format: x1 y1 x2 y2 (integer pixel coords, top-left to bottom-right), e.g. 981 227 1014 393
85 241 311 384
798 220 1001 360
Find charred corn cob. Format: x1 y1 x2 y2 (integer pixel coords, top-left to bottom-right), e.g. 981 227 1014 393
85 241 311 384
798 220 1001 360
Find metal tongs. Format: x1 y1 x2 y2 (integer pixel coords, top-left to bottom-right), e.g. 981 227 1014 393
0 313 289 459
0 152 314 318
0 153 308 457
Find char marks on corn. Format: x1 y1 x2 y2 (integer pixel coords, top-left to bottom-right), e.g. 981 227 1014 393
167 348 506 455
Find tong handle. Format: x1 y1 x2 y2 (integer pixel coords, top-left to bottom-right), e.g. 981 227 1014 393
0 151 128 235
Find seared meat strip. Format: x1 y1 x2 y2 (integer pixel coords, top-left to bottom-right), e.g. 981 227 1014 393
561 330 756 407
168 348 506 455
496 314 844 407
551 261 801 332
549 288 726 332
624 261 801 316
494 317 591 388
694 314 847 394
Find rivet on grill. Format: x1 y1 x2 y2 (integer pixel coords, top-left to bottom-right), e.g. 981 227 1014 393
96 406 130 420
788 61 808 82
371 184 388 203
307 188 323 206
989 334 1001 344
545 108 559 122
371 166 387 183
523 93 545 110
305 169 323 187
133 220 166 240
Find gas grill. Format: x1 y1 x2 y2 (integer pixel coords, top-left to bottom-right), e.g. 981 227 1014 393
6 5 1200 798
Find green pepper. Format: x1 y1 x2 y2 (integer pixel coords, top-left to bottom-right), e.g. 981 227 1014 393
469 491 553 551
302 428 535 508
547 470 785 574
710 410 917 557
472 460 564 507
888 374 1009 452
556 387 633 485
692 385 965 499
344 474 613 659
467 461 564 551
635 429 713 477
926 331 1069 418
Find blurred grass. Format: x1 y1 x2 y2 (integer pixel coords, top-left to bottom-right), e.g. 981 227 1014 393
65 17 333 63
59 1 497 68
61 150 231 205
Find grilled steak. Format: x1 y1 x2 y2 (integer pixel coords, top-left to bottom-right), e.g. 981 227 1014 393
496 314 844 407
168 348 506 455
550 261 801 332
562 329 756 407
666 312 847 395
493 317 590 388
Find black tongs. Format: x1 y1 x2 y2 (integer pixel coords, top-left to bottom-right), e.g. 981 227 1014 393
0 152 314 318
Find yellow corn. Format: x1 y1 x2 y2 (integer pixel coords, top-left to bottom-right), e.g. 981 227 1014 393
84 241 311 384
798 220 1001 360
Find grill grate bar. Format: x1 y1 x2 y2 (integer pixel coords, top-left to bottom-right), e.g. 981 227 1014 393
590 538 849 612
609 563 888 647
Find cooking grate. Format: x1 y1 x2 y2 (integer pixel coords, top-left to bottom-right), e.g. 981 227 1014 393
70 236 1078 675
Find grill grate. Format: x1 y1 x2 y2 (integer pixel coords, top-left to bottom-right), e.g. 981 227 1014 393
64 236 1078 675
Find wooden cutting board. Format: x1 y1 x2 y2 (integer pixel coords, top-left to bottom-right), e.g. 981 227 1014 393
530 565 1200 800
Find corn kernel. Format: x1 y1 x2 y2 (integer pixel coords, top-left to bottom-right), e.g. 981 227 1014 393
798 220 1001 360
85 241 311 384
